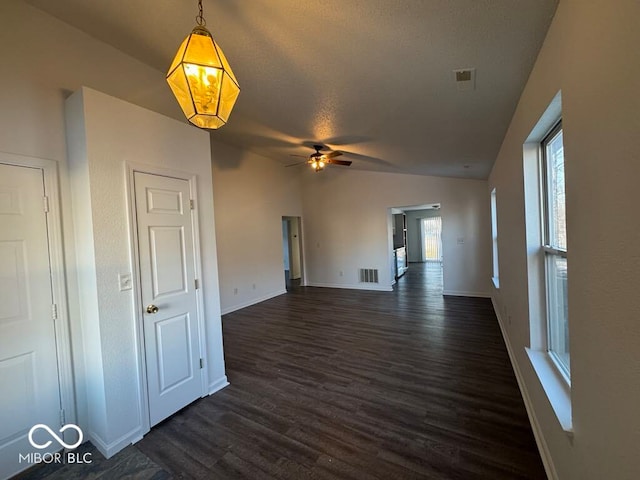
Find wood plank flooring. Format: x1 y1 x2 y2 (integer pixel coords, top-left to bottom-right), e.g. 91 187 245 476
136 263 546 479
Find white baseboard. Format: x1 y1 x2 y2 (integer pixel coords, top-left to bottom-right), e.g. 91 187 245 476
221 289 287 315
442 290 491 298
208 376 230 396
306 282 393 292
89 425 144 459
491 297 557 480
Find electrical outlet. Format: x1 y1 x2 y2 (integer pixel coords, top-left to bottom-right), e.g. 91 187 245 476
252 283 256 290
457 237 465 245
233 287 238 295
339 271 343 277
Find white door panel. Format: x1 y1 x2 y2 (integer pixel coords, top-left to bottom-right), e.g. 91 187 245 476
0 164 61 479
134 172 202 427
155 313 194 392
149 226 187 298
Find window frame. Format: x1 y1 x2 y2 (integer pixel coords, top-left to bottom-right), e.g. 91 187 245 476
540 120 570 381
490 188 499 288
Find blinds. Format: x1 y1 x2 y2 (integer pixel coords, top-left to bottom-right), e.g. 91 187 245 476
422 216 442 262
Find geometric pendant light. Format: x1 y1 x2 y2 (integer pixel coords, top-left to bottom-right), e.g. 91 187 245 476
167 0 240 129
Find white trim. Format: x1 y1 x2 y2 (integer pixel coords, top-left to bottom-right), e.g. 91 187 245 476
186 174 211 397
442 290 491 298
221 289 287 315
208 376 230 396
124 164 151 438
306 282 393 292
491 276 500 289
0 151 76 440
492 297 559 480
526 348 573 433
89 425 144 459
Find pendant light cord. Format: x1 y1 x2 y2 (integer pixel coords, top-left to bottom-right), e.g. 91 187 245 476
196 0 206 26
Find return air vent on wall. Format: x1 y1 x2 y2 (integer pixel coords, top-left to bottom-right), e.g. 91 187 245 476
359 268 379 283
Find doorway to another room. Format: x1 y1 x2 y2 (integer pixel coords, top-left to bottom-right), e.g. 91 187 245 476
390 204 443 293
282 216 303 291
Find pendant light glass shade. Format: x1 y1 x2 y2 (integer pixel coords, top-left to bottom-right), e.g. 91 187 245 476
167 24 240 129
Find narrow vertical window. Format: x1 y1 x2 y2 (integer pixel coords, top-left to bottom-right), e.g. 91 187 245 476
490 188 499 287
542 121 569 377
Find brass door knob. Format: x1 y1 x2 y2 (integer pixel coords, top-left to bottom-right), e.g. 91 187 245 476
146 304 159 314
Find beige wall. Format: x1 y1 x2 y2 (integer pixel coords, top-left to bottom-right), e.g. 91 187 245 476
301 168 491 296
211 141 303 313
490 1 640 478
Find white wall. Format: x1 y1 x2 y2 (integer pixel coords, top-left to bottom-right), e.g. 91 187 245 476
0 0 192 447
211 141 303 314
489 1 640 478
66 87 226 457
0 1 229 459
301 169 491 296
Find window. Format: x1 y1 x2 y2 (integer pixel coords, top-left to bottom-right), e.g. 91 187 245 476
490 188 499 287
541 121 569 378
422 216 442 262
523 94 571 431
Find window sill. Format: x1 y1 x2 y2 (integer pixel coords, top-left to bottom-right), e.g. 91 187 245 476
492 276 500 289
526 348 573 436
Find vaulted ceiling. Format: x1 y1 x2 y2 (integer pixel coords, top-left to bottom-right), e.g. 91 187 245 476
27 0 557 179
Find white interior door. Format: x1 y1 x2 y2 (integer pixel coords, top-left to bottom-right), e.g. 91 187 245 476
134 172 203 427
0 164 61 479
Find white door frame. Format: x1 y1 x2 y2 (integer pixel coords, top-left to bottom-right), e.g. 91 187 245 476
125 162 209 435
0 151 76 431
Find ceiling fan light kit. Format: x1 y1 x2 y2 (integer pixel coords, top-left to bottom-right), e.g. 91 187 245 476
287 145 352 172
167 0 240 130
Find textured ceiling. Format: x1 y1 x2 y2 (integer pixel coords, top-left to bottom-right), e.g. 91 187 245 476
26 0 557 179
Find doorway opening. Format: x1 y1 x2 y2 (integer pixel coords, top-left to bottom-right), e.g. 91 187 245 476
388 204 443 293
282 216 303 291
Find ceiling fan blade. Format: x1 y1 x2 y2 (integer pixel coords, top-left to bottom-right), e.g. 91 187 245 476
327 159 352 166
326 150 343 158
285 161 308 167
289 154 308 158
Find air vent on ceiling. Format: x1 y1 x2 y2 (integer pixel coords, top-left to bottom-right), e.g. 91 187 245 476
359 268 379 284
453 68 476 91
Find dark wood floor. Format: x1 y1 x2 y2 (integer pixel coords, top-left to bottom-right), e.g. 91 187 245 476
135 263 546 479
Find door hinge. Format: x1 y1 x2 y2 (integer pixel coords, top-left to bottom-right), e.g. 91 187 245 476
199 358 204 369
194 279 199 290
190 199 195 210
43 196 50 213
59 409 65 426
52 304 58 320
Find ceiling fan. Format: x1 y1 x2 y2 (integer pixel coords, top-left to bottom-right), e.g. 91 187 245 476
286 145 352 172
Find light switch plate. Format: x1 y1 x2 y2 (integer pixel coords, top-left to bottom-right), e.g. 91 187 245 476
119 273 132 291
